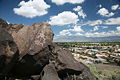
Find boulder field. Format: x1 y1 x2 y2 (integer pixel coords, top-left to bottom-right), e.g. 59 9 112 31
0 18 96 80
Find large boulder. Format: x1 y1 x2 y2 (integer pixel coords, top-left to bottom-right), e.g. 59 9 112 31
0 22 54 78
0 19 54 78
0 22 19 76
11 46 52 78
41 63 60 80
7 23 53 57
45 44 95 80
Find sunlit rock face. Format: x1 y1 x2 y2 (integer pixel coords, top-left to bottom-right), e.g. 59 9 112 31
7 23 53 56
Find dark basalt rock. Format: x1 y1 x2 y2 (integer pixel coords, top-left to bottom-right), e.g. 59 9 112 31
0 24 19 76
47 44 95 80
0 18 8 28
11 46 51 78
41 63 60 80
0 19 96 80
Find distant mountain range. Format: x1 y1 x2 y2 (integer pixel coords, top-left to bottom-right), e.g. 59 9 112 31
53 36 120 42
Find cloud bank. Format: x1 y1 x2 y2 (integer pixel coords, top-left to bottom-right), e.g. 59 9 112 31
51 0 85 5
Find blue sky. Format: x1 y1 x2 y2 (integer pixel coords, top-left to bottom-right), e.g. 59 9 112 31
0 0 120 41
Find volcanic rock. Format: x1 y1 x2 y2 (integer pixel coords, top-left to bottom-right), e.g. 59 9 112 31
0 23 19 76
41 63 60 80
48 44 96 80
0 18 8 28
8 23 53 57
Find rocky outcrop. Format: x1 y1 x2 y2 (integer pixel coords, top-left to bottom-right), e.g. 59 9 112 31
0 23 19 76
50 44 95 80
7 23 53 57
0 18 8 28
0 18 96 80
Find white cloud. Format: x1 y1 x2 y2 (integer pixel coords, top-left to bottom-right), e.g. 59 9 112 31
72 26 84 32
104 17 120 25
59 29 120 37
111 4 119 10
73 6 81 12
89 20 102 26
7 21 10 24
91 25 109 32
84 31 120 37
97 8 114 17
51 0 85 5
82 20 102 26
13 0 50 18
98 4 102 8
92 26 99 31
73 6 87 19
116 26 120 31
58 25 120 37
82 17 120 26
49 11 79 26
91 26 108 32
59 30 71 36
102 26 108 29
74 33 83 36
58 25 84 36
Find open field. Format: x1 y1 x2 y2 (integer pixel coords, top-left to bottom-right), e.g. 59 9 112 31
89 64 120 80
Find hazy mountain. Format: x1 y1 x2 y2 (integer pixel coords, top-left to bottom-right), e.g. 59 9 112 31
53 36 120 42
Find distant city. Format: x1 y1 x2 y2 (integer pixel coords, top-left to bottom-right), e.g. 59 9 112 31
56 42 120 66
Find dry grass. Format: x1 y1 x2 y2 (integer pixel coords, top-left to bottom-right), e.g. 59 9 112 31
88 64 120 80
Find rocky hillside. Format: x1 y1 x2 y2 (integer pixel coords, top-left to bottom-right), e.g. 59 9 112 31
0 18 96 80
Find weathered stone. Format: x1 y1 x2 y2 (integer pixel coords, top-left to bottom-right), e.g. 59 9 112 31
42 63 60 80
7 24 24 33
31 75 41 80
0 18 8 28
50 44 96 80
8 23 53 57
0 26 19 75
0 27 13 42
11 46 51 78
